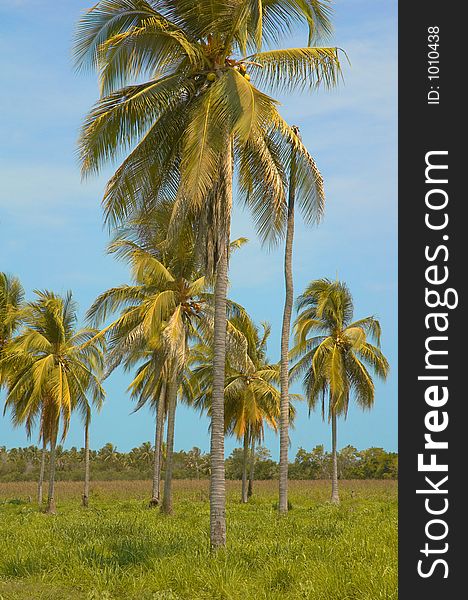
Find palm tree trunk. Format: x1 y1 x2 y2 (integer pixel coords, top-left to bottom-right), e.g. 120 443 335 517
150 385 166 507
331 411 340 504
161 378 177 515
241 430 249 503
37 438 46 506
209 145 232 550
82 416 90 507
248 437 255 499
279 137 297 514
210 242 228 546
46 430 57 514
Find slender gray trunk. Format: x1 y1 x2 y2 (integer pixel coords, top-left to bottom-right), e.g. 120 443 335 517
37 438 46 506
241 430 249 503
331 411 340 504
150 385 166 507
210 243 228 546
82 417 90 507
46 431 57 514
209 145 232 549
161 378 177 515
248 437 255 499
279 139 297 514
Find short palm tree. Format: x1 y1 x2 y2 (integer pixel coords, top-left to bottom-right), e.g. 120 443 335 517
0 272 24 363
1 291 105 513
223 318 280 503
82 406 91 507
126 340 168 507
190 314 296 502
291 279 389 503
75 0 341 548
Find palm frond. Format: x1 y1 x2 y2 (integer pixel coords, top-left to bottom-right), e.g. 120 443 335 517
248 47 341 93
73 0 168 71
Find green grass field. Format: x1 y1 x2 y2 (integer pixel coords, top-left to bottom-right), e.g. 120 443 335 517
0 480 397 600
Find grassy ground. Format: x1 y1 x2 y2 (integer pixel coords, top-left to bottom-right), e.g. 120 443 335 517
0 480 397 600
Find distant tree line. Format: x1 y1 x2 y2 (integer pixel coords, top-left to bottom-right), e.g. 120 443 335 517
0 443 397 482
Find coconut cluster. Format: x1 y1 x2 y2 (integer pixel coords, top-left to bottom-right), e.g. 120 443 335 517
236 63 250 81
206 63 250 83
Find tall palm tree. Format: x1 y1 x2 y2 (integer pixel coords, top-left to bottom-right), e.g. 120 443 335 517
291 279 389 503
1 291 105 513
88 207 208 514
277 125 325 514
74 0 341 547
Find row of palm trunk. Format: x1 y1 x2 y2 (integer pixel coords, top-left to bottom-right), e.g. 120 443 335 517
35 405 257 512
36 419 91 513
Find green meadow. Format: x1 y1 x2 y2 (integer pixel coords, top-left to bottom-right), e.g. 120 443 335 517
0 480 397 600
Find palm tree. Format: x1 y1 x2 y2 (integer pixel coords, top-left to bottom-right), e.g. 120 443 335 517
190 315 296 503
291 279 389 503
223 318 280 504
74 0 341 547
1 291 105 513
126 342 170 507
128 353 167 506
82 406 92 507
98 442 119 464
0 272 24 367
277 126 325 514
87 207 208 514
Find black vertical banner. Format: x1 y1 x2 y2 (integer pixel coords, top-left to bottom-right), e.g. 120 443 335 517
398 3 466 598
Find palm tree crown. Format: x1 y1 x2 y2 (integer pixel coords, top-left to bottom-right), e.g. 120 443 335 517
87 203 208 375
190 315 291 439
74 0 341 266
291 278 389 417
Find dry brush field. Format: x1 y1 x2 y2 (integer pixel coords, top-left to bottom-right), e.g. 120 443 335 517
0 480 397 600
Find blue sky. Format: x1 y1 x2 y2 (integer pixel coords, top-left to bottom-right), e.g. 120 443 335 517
0 1 397 458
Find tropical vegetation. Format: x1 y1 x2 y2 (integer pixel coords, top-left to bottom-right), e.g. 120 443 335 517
291 279 390 503
0 9 394 597
1 290 105 513
0 443 398 482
